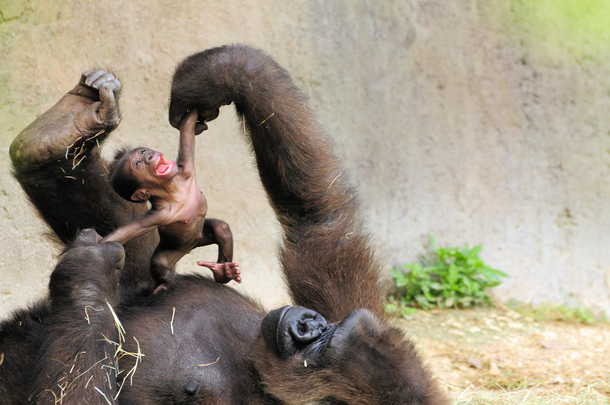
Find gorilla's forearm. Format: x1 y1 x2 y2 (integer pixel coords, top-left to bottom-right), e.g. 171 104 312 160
169 45 384 323
9 72 157 288
30 230 124 404
10 94 98 169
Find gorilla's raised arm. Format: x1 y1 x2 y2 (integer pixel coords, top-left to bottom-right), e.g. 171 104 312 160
30 230 125 404
168 45 448 404
11 71 121 169
10 72 157 288
169 45 384 323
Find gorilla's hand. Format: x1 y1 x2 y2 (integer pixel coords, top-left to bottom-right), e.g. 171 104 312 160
49 229 125 308
169 104 220 135
69 70 122 138
10 70 122 168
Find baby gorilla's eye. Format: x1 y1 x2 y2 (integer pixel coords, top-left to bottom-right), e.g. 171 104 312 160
134 160 141 168
140 149 146 155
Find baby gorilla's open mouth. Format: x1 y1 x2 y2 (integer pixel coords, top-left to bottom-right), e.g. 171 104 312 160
156 154 175 175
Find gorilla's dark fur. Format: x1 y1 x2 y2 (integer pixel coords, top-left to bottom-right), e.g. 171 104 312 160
1 45 449 404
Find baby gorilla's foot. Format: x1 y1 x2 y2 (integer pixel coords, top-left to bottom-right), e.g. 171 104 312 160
153 284 169 295
197 261 241 284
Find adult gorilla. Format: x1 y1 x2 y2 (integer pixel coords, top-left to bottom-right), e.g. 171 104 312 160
2 45 448 404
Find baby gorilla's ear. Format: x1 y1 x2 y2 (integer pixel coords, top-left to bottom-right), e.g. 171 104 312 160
131 189 150 202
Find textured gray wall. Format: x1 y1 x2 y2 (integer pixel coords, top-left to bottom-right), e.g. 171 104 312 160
1 0 610 319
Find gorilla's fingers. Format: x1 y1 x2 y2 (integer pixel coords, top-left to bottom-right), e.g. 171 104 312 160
81 71 121 92
108 79 122 93
89 73 118 90
84 70 106 87
79 71 91 85
97 84 120 127
72 83 119 136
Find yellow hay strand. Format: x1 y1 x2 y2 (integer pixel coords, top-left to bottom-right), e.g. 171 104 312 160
255 231 281 241
94 386 113 405
326 172 343 192
258 112 275 126
84 305 105 324
114 336 144 400
198 357 220 367
65 136 84 159
106 300 125 343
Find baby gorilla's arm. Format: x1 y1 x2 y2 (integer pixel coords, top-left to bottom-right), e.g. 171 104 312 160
176 108 198 174
101 209 165 244
196 218 241 283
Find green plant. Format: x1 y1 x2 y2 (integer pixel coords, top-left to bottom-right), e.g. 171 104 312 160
385 297 418 319
389 236 508 310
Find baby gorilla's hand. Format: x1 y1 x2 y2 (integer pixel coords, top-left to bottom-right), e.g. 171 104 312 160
197 261 241 284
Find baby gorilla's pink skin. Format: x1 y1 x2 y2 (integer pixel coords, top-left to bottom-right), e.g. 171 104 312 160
198 261 241 283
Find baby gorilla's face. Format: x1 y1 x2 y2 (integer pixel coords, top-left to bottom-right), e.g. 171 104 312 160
128 148 178 186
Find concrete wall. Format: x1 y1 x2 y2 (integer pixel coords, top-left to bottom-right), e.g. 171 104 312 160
1 0 610 319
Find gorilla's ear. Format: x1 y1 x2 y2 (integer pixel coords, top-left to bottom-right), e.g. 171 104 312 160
131 189 150 202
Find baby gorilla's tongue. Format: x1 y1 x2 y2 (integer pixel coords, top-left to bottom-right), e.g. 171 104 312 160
156 154 175 175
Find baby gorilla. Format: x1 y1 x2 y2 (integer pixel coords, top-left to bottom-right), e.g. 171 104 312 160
103 109 240 291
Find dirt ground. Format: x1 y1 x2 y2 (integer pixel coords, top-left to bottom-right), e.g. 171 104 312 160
394 308 610 403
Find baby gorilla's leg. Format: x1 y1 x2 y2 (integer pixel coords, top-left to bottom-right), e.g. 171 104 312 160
150 248 186 293
195 218 240 283
197 261 241 284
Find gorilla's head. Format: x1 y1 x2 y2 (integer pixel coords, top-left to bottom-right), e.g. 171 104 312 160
256 306 445 405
